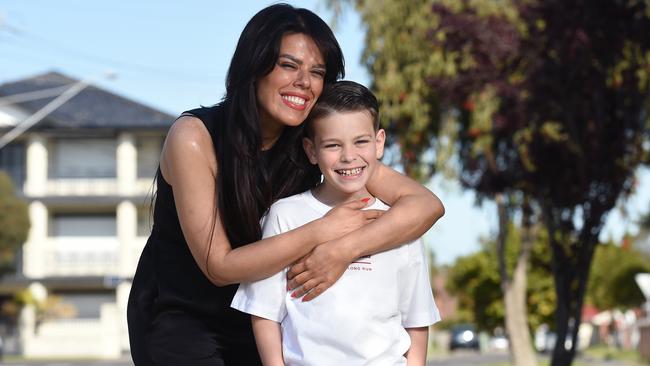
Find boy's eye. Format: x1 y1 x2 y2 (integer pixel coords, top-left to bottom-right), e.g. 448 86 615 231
355 140 370 145
324 143 340 149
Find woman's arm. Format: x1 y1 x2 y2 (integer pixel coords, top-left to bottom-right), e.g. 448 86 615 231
252 316 285 366
163 117 381 285
405 327 429 366
363 162 444 249
287 163 444 299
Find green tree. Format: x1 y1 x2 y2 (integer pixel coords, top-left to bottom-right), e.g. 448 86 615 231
446 247 503 330
333 1 650 365
587 242 650 310
446 224 555 333
0 170 29 275
639 210 650 256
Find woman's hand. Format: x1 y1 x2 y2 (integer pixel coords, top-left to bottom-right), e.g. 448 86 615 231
316 198 383 244
286 239 351 301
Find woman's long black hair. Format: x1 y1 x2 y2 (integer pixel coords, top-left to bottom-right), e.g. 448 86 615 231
213 4 344 249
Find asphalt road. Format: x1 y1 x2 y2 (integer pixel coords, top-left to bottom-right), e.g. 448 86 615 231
0 351 643 366
0 358 133 366
428 350 510 366
0 352 509 366
427 350 645 366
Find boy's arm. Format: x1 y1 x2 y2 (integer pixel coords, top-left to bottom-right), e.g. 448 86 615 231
252 316 285 366
405 327 429 366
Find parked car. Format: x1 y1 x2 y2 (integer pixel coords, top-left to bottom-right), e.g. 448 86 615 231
449 324 480 351
488 334 509 351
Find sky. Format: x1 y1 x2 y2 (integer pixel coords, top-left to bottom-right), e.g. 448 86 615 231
1 0 648 264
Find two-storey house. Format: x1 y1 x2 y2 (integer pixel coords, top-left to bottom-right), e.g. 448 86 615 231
0 71 174 358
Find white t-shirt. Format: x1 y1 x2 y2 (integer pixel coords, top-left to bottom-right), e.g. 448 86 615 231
232 190 440 366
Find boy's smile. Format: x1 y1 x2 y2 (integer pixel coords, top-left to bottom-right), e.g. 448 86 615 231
303 110 385 206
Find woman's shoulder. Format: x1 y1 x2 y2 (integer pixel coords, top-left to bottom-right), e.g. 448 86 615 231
167 115 212 147
181 105 224 127
161 114 218 183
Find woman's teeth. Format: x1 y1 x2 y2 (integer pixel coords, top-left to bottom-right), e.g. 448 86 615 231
282 95 306 105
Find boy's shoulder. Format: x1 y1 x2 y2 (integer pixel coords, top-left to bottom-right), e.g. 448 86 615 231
368 197 390 211
262 191 324 231
265 191 320 220
270 191 312 210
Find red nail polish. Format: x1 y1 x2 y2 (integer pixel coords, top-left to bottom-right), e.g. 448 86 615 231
361 197 370 203
291 292 297 298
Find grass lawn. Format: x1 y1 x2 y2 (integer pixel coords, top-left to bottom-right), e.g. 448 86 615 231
583 345 649 365
484 346 649 366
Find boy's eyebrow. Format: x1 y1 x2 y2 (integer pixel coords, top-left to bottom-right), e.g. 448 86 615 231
319 137 340 143
319 134 374 142
279 54 326 69
354 133 374 139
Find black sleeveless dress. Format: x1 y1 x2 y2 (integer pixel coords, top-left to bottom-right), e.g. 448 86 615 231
127 105 262 366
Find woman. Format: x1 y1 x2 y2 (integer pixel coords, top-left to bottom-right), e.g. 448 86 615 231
127 4 444 365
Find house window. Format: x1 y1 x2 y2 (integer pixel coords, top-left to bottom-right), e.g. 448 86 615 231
50 214 116 237
137 136 162 179
49 139 116 178
0 142 26 189
50 291 115 319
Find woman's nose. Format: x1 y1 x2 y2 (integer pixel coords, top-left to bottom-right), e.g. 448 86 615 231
294 69 311 88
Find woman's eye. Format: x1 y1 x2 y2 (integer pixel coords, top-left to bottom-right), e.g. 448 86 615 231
324 144 339 149
311 69 326 78
280 63 297 69
356 140 370 145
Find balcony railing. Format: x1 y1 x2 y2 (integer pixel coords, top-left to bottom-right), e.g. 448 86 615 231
22 303 121 358
32 178 155 196
45 178 118 196
41 237 119 276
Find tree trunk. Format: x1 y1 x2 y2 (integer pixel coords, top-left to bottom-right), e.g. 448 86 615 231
496 194 538 366
549 245 577 366
546 204 603 366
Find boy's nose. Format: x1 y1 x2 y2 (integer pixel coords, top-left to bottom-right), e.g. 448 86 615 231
340 147 356 162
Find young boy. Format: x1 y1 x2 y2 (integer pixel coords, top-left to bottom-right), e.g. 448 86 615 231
232 81 440 365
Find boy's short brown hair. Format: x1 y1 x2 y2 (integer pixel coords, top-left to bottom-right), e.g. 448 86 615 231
304 81 379 138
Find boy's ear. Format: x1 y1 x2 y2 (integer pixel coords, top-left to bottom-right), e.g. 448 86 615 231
302 137 318 165
375 129 386 160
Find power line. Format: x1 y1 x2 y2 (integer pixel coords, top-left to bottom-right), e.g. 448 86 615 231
1 20 221 81
0 71 116 149
0 84 73 106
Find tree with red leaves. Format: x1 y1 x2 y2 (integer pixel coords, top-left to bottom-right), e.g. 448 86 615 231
335 0 650 365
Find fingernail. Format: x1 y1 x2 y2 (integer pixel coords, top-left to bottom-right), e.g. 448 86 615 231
302 297 309 302
291 292 298 298
361 197 370 203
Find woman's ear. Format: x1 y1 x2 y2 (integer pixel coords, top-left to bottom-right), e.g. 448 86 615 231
302 137 318 165
375 129 386 160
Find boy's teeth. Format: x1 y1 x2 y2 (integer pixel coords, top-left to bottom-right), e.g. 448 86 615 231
337 167 363 176
283 95 306 105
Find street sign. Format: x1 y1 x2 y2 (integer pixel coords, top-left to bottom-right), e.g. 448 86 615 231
636 273 650 300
